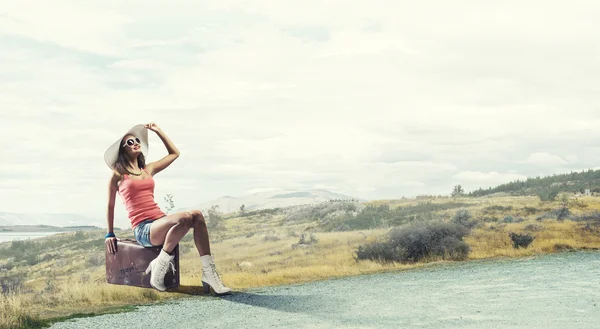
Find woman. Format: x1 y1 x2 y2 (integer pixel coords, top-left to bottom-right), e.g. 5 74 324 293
104 122 230 295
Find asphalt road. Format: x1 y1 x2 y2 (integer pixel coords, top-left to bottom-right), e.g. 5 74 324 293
49 250 600 328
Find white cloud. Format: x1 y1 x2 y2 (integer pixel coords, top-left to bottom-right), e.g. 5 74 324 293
453 171 528 184
522 152 569 166
2 1 600 229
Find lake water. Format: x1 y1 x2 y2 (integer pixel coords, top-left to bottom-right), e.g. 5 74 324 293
0 231 62 243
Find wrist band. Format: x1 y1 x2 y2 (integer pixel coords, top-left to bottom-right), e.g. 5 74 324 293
105 232 115 238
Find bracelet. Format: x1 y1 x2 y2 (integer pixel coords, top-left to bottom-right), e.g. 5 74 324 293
105 232 116 238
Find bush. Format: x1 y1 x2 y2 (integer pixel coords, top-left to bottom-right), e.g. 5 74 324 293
24 254 40 266
537 207 572 221
86 253 104 267
141 289 160 301
503 216 514 223
297 233 318 245
480 216 499 223
571 210 600 222
509 232 535 249
356 241 402 263
483 205 513 213
570 198 588 208
524 224 543 232
178 243 191 254
315 201 472 232
79 272 91 283
355 221 471 263
0 262 14 271
553 243 574 251
452 209 476 229
1 275 24 295
263 234 281 242
522 207 539 215
74 231 86 240
555 207 570 220
537 189 559 202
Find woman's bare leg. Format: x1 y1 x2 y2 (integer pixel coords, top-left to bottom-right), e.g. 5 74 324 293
148 212 194 253
189 210 210 256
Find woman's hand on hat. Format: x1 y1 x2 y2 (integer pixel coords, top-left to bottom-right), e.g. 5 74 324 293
145 122 161 133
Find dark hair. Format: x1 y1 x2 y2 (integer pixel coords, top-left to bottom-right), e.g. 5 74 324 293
113 138 146 175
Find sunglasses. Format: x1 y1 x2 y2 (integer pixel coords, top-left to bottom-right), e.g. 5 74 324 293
122 137 141 147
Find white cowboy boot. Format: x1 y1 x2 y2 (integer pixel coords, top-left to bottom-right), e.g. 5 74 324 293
200 254 231 295
145 249 175 291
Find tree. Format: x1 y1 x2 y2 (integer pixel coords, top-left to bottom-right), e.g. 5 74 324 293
163 193 175 214
239 204 246 215
207 205 226 232
560 193 570 207
451 185 464 198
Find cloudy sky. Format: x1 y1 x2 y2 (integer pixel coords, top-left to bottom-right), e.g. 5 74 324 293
2 1 600 225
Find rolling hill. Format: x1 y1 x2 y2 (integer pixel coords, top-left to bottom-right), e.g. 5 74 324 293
182 188 364 213
468 168 600 197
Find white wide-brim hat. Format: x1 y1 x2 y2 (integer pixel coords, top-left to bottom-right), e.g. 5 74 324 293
104 124 149 170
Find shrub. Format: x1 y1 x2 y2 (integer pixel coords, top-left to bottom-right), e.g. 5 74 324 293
74 231 86 240
537 207 572 221
537 189 559 202
480 216 500 223
263 234 281 242
522 207 539 215
141 289 160 301
489 223 507 231
452 209 476 229
582 223 598 232
553 243 574 251
178 243 191 254
283 202 361 223
483 205 513 213
570 199 588 208
24 254 40 266
55 258 68 267
355 221 470 263
503 216 514 223
86 253 104 267
570 210 600 222
316 201 471 232
297 233 318 245
0 262 14 271
555 207 570 220
524 224 543 232
44 278 56 294
79 272 91 283
356 241 402 263
1 275 24 295
508 232 535 249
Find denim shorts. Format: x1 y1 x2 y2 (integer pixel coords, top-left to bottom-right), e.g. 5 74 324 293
133 220 155 247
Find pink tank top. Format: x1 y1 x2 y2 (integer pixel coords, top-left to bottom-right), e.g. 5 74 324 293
118 168 166 229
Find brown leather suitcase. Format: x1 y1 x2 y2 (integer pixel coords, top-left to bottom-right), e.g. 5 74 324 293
105 238 180 289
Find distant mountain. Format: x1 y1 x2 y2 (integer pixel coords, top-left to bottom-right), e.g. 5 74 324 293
0 225 103 232
0 212 102 228
184 189 364 214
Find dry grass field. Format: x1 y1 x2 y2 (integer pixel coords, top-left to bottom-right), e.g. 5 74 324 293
2 194 600 328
